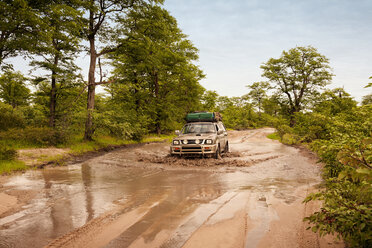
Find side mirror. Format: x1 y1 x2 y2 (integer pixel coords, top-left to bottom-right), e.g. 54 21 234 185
217 130 223 135
175 130 180 135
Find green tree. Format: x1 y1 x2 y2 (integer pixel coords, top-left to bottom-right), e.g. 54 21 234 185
30 0 84 127
0 70 30 108
365 76 372 88
261 46 333 125
247 81 270 114
362 94 372 105
81 0 163 140
110 3 204 135
201 90 219 111
313 88 357 115
0 0 42 66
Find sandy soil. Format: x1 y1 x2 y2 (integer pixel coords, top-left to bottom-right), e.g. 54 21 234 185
18 148 70 166
0 128 344 248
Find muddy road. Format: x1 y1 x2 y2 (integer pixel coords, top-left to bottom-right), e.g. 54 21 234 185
0 129 343 248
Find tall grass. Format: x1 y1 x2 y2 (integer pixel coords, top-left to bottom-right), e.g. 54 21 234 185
0 160 27 174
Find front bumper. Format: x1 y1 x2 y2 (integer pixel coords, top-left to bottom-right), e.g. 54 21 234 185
170 144 217 156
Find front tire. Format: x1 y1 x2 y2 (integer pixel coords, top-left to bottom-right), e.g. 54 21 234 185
224 142 229 153
215 145 221 159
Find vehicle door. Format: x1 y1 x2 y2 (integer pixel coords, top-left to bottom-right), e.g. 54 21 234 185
217 122 226 150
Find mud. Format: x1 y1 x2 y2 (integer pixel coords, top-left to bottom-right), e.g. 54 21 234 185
0 128 344 248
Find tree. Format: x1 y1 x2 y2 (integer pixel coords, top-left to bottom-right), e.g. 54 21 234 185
362 94 372 105
0 70 30 108
0 0 41 67
110 3 204 135
365 76 372 88
261 46 333 125
81 0 163 140
313 88 357 115
30 0 84 127
247 81 270 114
201 90 219 111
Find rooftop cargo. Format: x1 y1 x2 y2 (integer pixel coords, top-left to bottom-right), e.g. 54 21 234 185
185 112 222 122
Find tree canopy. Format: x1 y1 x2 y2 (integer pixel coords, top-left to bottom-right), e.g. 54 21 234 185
261 46 333 124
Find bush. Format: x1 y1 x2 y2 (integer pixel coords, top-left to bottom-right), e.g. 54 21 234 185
0 102 25 131
0 145 17 160
303 105 372 247
0 127 69 147
276 124 293 139
281 133 298 145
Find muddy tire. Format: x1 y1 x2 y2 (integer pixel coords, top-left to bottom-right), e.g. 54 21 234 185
224 142 229 153
215 145 221 159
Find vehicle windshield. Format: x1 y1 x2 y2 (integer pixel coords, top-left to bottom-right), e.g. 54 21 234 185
182 123 216 134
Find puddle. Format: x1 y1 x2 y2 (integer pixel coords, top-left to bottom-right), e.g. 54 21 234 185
0 128 323 248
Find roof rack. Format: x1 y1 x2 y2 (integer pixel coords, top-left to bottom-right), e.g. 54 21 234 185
185 112 222 123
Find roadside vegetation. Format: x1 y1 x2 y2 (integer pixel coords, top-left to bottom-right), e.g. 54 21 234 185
0 0 370 246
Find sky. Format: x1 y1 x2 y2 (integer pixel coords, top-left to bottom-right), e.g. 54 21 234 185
8 0 372 102
163 0 372 101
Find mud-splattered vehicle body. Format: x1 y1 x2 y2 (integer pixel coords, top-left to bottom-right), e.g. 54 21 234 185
170 112 228 158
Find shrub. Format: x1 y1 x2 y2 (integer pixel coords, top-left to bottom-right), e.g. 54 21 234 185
0 127 69 147
276 124 293 139
303 105 372 247
281 133 298 145
0 145 17 160
0 102 25 131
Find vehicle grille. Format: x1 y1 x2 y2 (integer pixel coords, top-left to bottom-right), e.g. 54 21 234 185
181 146 202 152
182 139 204 145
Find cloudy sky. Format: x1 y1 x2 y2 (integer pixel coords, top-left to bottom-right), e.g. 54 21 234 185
164 0 372 101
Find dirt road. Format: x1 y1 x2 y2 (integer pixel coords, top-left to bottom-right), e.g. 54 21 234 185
0 128 343 248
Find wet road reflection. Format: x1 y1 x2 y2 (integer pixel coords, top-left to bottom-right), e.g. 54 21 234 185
0 129 323 248
0 160 226 248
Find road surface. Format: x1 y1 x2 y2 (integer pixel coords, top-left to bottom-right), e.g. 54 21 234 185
0 128 343 248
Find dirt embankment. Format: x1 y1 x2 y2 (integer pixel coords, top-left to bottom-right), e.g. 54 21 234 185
0 128 344 248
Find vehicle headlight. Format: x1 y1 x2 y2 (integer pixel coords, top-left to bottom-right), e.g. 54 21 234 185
195 139 200 144
183 140 188 144
173 140 180 145
205 139 213 144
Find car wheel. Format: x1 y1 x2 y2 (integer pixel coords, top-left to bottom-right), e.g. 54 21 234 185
224 142 229 153
215 145 221 159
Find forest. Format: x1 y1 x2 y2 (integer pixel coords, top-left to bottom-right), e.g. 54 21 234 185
0 0 371 247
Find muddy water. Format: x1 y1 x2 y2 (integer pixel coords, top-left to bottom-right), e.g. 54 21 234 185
0 129 340 248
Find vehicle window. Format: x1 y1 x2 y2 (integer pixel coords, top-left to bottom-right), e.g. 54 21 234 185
182 123 216 134
218 123 225 132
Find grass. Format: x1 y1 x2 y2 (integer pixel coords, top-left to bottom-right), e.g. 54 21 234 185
267 132 280 140
0 160 28 174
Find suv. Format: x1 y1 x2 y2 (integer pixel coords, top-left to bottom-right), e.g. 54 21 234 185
170 113 229 159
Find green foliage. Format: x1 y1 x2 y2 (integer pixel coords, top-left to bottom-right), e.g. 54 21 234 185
0 102 25 130
261 46 333 124
0 160 27 174
276 124 292 140
293 112 331 142
0 127 69 147
0 0 42 65
0 144 17 160
361 93 372 105
0 70 31 107
109 3 204 135
313 88 357 116
267 132 280 140
246 81 270 113
300 105 372 247
281 133 298 145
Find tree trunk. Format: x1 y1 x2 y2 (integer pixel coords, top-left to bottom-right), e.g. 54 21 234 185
154 71 161 135
84 37 96 141
49 55 58 128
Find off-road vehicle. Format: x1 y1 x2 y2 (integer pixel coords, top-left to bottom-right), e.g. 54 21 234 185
170 112 229 159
